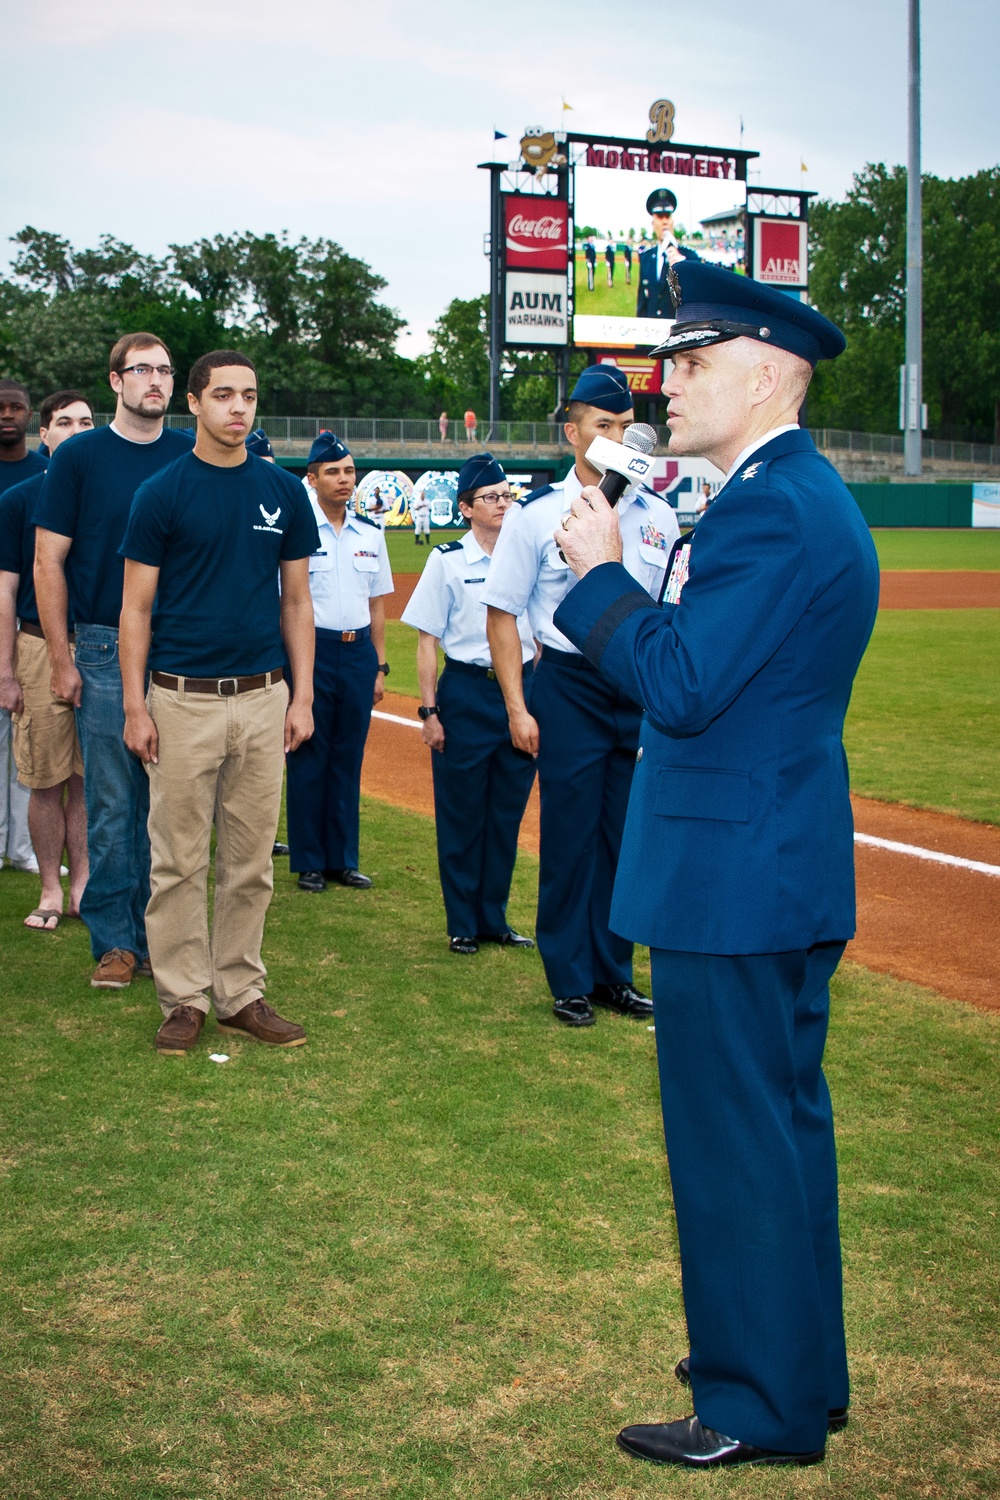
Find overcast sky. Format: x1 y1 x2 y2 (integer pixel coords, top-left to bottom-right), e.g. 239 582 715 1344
5 0 997 353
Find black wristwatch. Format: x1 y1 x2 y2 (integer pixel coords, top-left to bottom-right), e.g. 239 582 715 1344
417 705 440 721
377 662 390 677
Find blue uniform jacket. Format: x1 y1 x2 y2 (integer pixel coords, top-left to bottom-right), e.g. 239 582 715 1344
553 429 880 955
636 242 701 319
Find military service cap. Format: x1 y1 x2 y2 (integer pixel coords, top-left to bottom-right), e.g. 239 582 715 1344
650 261 847 366
307 430 352 465
245 427 274 458
570 363 633 414
457 451 506 495
646 188 678 216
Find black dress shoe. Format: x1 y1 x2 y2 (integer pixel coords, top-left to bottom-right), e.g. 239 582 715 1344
590 981 653 1018
553 995 595 1027
449 936 479 955
617 1415 824 1469
297 870 326 893
674 1356 849 1433
325 868 373 889
272 841 290 857
477 929 535 948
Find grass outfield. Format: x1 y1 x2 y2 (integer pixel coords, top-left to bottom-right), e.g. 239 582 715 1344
845 609 1000 824
871 529 1000 570
1 800 998 1499
384 529 464 577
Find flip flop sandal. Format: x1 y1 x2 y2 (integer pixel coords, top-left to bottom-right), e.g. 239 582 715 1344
24 908 62 932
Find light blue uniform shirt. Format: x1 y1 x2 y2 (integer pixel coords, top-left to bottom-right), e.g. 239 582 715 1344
401 530 535 667
306 493 393 631
481 466 680 654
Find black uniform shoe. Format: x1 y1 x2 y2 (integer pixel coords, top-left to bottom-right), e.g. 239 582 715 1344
674 1356 849 1433
553 995 595 1027
590 981 654 1018
477 929 535 948
449 936 479 955
325 868 373 889
272 841 290 857
616 1415 824 1469
297 870 326 893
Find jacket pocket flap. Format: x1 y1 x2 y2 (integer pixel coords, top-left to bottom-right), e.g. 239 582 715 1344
654 767 750 822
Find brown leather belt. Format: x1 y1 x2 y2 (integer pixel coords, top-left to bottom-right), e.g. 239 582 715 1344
151 668 283 696
19 621 75 642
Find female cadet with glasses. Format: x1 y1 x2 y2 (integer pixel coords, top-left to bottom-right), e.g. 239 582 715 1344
401 454 537 955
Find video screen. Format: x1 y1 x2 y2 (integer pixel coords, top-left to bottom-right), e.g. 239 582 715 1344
571 148 745 349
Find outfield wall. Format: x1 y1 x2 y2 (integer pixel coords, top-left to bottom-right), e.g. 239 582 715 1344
848 484 974 528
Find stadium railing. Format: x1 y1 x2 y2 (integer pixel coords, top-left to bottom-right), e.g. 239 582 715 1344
34 414 1000 467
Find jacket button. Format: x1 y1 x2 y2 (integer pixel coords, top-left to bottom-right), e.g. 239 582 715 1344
636 747 643 763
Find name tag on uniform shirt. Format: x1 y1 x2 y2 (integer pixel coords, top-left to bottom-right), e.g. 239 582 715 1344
464 576 486 584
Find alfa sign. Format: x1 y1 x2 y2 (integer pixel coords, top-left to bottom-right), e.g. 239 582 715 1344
752 217 808 288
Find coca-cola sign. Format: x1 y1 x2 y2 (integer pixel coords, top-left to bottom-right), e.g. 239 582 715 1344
504 195 569 270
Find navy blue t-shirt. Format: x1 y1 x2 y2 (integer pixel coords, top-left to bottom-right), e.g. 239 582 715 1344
33 425 194 627
119 452 320 677
0 449 47 498
0 473 46 624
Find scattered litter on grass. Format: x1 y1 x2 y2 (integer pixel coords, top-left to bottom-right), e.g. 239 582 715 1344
647 1026 655 1031
209 1054 230 1064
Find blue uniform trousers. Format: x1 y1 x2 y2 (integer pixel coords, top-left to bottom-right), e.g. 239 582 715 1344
649 942 849 1455
432 661 536 937
285 628 378 873
533 648 638 998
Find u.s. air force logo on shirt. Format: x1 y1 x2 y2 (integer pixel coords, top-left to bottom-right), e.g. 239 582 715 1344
254 503 283 534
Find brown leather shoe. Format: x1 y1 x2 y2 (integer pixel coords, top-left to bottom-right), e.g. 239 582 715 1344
217 998 307 1047
90 948 136 989
155 1005 205 1055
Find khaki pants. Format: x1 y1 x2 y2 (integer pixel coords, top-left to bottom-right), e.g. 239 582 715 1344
145 678 288 1018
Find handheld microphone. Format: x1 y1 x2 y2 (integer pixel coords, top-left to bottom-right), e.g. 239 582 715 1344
586 423 658 506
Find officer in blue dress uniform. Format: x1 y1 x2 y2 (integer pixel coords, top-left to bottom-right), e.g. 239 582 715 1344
286 432 393 893
553 262 880 1469
401 453 537 954
483 366 679 1025
636 188 701 320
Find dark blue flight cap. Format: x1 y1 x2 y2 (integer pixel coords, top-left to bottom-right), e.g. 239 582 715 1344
650 261 846 366
307 430 352 465
245 427 274 458
570 363 634 414
457 451 506 495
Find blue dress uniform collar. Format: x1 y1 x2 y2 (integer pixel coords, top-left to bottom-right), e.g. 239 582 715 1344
717 427 818 498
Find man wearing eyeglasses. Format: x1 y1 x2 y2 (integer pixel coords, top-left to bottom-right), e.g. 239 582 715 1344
34 334 194 992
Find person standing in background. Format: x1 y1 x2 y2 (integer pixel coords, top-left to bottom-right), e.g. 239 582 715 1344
484 365 679 1027
0 379 47 874
33 333 194 990
402 452 536 955
286 431 392 895
584 236 597 291
464 409 477 443
119 350 318 1057
604 239 615 288
438 411 449 442
0 389 94 928
411 486 432 546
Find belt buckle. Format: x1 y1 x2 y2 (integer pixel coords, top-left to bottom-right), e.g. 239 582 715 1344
217 677 238 697
342 630 356 643
486 667 496 680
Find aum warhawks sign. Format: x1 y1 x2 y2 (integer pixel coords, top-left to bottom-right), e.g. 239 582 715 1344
504 196 569 269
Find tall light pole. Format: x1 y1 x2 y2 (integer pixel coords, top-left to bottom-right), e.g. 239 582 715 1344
903 0 923 477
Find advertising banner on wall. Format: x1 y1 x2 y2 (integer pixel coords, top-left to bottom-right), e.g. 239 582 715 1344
504 196 570 270
751 217 808 289
972 482 1000 527
504 271 569 345
596 353 664 397
571 141 746 350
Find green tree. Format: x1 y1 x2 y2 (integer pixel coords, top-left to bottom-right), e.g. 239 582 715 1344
808 163 1000 439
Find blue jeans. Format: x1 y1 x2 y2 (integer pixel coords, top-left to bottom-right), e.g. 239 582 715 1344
74 624 150 962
